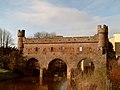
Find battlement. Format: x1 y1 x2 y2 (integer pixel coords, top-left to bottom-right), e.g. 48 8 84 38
98 25 108 34
23 36 98 44
18 30 25 37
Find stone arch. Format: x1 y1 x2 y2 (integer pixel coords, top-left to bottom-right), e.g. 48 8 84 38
26 58 40 76
77 58 95 74
46 56 68 68
45 58 67 78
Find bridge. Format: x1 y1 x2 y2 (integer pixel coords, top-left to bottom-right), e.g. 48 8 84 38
17 25 108 79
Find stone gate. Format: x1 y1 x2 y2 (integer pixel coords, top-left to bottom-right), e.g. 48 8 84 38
17 25 108 78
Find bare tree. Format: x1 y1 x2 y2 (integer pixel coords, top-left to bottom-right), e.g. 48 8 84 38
0 29 2 47
34 32 41 38
34 31 56 38
0 28 14 48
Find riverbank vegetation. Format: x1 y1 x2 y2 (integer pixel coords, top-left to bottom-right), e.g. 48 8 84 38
0 46 26 81
0 29 25 81
71 68 110 90
0 68 21 81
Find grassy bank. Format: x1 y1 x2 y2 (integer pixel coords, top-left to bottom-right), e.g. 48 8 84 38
72 67 111 90
0 69 22 81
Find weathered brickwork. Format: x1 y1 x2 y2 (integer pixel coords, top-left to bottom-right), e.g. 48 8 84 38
17 25 108 77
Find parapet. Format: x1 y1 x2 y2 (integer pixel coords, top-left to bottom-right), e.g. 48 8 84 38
98 25 108 34
23 36 98 44
18 30 25 37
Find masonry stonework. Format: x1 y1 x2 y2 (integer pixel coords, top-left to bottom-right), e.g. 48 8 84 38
17 25 108 78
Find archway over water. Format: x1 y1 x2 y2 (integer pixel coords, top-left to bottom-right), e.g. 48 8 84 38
26 58 40 76
77 58 95 74
46 58 67 78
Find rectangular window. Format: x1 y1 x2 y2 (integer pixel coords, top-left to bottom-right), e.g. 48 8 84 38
28 49 30 54
35 47 38 51
79 47 83 51
61 46 64 52
51 47 53 52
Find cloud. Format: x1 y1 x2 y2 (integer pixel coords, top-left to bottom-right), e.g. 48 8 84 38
12 0 120 37
101 15 120 36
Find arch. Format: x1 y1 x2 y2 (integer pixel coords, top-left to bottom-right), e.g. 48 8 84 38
26 58 38 69
77 58 95 74
26 58 40 76
45 58 67 78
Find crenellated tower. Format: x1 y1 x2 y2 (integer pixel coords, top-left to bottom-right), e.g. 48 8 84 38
18 30 25 53
98 25 108 54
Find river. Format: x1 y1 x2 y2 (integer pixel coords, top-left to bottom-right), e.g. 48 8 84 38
0 77 68 90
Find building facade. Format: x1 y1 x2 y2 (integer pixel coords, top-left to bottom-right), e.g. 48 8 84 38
109 34 120 57
17 25 108 78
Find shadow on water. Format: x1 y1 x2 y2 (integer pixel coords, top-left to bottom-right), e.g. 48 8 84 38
43 75 67 90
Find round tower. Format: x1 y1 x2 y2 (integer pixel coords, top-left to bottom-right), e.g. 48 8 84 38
18 30 25 53
98 25 108 54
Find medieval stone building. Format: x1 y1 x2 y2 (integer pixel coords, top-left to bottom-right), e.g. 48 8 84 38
17 25 108 78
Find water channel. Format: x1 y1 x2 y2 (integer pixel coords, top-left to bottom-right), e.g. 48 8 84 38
0 74 120 90
0 76 68 90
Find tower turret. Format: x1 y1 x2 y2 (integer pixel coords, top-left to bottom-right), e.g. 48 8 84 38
18 30 25 53
98 25 108 54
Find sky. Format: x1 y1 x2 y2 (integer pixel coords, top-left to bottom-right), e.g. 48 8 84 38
0 0 120 45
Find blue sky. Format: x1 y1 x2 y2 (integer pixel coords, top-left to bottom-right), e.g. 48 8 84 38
0 0 120 45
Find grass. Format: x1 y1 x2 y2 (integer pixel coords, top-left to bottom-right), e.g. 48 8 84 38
70 67 111 90
0 68 21 81
0 68 11 73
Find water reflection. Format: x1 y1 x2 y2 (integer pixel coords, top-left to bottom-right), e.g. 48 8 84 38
0 76 67 90
1 75 119 90
44 76 67 90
